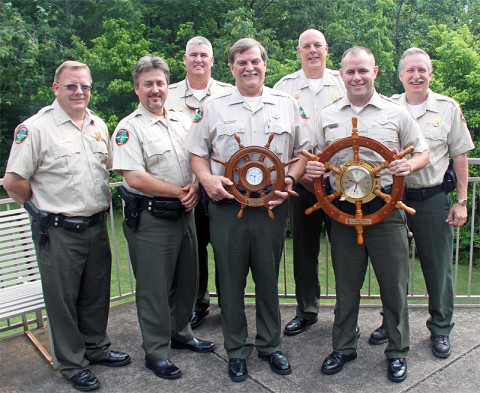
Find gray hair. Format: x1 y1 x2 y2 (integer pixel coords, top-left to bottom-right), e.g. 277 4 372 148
132 55 170 86
398 47 433 74
54 60 91 82
341 46 375 69
228 38 268 64
185 36 213 56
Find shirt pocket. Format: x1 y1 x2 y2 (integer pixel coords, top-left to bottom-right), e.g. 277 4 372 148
215 123 246 160
268 122 291 156
423 125 448 149
91 140 109 167
367 126 399 147
144 142 173 175
52 142 82 175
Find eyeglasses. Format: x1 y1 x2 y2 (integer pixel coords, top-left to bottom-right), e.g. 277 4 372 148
57 83 92 92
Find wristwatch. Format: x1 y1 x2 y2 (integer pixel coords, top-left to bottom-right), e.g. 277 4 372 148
456 199 468 206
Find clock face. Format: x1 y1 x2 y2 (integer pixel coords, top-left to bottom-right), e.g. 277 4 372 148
245 166 264 186
340 165 374 199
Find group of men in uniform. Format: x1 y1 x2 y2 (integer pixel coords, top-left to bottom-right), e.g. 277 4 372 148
3 27 473 390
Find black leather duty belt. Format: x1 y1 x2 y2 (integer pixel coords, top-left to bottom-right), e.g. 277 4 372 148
405 184 444 201
48 210 106 231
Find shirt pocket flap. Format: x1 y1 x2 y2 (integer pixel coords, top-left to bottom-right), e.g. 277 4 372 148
144 142 170 157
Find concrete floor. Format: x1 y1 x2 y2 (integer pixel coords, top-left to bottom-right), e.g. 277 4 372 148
1 302 479 393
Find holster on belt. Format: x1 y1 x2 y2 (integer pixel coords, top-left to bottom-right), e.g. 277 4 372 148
24 200 49 245
118 185 142 231
442 158 456 193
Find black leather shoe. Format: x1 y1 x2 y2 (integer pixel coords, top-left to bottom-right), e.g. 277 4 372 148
387 358 407 382
431 335 451 358
170 337 215 353
284 316 318 336
91 351 131 367
71 369 100 391
321 351 357 375
369 324 388 345
356 324 361 339
145 357 182 379
258 351 292 375
190 308 210 329
228 358 248 382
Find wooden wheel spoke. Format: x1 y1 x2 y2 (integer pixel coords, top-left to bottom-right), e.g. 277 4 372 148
326 190 342 203
234 133 244 149
264 133 274 150
352 144 360 163
259 154 266 163
324 162 342 175
283 157 300 167
371 160 389 176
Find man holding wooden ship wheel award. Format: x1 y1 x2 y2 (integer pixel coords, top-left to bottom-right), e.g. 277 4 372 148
305 46 429 383
185 38 309 382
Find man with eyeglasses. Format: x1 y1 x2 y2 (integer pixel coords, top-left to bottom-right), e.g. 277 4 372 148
4 60 130 391
166 36 232 329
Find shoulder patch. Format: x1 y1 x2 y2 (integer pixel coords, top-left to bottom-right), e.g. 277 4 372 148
193 106 204 123
299 105 309 119
460 110 467 125
15 126 29 144
115 129 130 145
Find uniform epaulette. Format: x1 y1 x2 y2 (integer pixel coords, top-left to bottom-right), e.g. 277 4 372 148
168 109 190 122
378 93 398 104
209 89 232 101
23 105 54 126
168 81 182 90
275 70 301 85
215 80 233 87
270 89 292 98
432 92 458 105
391 93 402 100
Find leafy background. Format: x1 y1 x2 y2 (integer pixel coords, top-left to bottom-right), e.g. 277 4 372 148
1 0 479 262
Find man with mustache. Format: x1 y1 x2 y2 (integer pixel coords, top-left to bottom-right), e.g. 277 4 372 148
185 38 309 382
111 55 215 380
306 47 429 383
165 36 232 329
4 60 130 391
274 28 346 336
369 48 474 358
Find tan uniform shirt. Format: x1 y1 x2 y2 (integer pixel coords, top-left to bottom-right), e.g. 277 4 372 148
392 90 475 188
274 68 345 142
316 91 428 189
165 77 233 120
184 86 310 179
111 104 194 196
6 100 111 216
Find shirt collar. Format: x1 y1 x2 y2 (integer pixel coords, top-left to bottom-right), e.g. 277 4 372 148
52 99 93 128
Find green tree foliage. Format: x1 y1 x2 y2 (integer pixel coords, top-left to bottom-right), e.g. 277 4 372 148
1 0 479 261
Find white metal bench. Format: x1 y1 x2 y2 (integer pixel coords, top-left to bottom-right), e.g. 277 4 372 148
0 207 57 368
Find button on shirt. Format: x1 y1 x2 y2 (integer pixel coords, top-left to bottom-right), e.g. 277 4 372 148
274 69 345 142
111 104 194 196
165 78 233 120
6 100 112 216
315 92 428 189
392 90 474 188
184 87 310 179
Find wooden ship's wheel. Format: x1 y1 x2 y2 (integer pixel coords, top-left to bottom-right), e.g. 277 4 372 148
212 133 299 219
302 117 416 244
